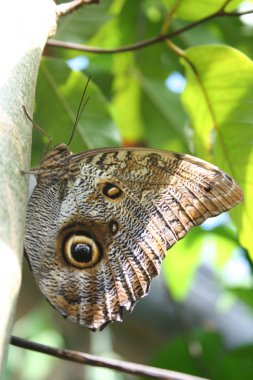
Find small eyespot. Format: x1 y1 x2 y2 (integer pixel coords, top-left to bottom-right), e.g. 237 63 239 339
109 220 119 235
102 182 123 200
64 234 102 269
204 185 212 192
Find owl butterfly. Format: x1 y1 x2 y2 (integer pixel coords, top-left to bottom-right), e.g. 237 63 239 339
24 96 243 332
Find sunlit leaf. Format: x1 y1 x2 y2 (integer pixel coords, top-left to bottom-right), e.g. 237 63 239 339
163 228 203 299
181 45 253 260
163 0 243 21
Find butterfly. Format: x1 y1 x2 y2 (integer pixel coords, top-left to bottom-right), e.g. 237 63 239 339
24 142 243 330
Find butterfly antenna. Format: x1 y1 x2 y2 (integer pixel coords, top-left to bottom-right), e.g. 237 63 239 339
22 105 53 163
67 76 91 147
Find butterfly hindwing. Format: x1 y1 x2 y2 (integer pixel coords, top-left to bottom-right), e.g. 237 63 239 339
25 147 243 330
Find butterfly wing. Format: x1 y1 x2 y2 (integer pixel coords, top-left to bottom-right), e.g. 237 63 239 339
25 148 243 330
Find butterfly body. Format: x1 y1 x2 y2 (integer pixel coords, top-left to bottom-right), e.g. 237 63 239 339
25 146 243 330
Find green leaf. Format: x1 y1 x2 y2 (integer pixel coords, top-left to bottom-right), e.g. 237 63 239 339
111 53 145 143
111 54 188 150
32 58 121 166
229 287 253 309
163 0 243 21
163 219 243 299
181 45 253 260
163 227 203 299
203 225 240 269
55 0 113 43
137 75 188 151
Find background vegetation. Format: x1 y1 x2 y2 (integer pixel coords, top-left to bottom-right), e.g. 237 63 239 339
4 0 253 379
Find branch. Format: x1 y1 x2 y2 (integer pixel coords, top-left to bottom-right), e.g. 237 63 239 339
47 8 253 54
56 0 99 17
10 336 210 380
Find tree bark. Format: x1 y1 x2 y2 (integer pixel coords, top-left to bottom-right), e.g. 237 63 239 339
0 0 57 374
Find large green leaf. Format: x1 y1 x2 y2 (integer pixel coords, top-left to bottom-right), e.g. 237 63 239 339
181 45 253 260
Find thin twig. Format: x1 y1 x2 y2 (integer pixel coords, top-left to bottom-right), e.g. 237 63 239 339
47 8 253 54
56 0 99 17
10 336 209 380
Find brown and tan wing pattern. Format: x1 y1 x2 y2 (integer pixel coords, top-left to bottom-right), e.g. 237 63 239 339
24 147 243 330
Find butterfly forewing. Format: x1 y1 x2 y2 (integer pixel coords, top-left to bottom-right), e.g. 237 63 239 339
25 147 243 330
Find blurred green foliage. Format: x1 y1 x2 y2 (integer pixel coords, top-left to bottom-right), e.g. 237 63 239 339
151 330 253 380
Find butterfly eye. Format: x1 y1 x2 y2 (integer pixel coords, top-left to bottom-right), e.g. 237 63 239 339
64 234 102 269
101 182 123 200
